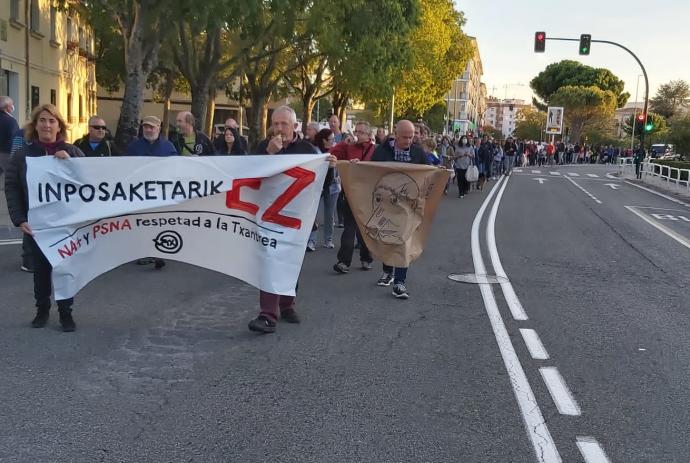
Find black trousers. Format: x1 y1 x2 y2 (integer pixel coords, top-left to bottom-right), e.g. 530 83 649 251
455 168 468 195
28 236 73 311
336 197 372 266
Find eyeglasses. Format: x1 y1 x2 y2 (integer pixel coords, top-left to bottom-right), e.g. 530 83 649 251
224 127 234 132
90 125 107 130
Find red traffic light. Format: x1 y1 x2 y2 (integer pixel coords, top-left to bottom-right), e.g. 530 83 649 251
534 31 546 52
637 113 645 122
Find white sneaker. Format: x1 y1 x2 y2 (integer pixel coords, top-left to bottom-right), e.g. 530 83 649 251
323 240 335 249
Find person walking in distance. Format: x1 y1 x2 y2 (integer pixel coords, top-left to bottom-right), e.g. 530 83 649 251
4 104 85 332
503 136 517 176
0 96 19 179
370 120 427 300
453 135 474 197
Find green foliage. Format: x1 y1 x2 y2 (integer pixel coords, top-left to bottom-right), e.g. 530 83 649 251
651 80 690 119
549 85 618 143
400 101 447 133
395 0 472 115
513 108 546 140
668 115 690 156
530 60 630 108
481 125 503 141
622 112 667 138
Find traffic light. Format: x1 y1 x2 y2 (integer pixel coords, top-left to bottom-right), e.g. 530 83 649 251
579 34 591 55
534 32 546 53
645 115 654 132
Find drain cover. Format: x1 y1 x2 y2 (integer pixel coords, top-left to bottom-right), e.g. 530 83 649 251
448 273 509 284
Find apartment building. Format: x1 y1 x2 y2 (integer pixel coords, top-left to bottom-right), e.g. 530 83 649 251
446 36 485 136
484 98 532 138
0 0 96 141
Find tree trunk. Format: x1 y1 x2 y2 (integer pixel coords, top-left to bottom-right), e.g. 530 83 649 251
302 97 315 125
115 55 147 149
190 84 210 130
161 70 175 138
247 93 268 149
205 87 216 136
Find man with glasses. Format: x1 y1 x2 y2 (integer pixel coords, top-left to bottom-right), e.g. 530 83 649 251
331 121 376 274
73 116 120 157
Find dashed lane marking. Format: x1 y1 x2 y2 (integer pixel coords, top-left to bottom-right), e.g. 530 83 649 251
550 171 561 176
586 174 599 178
577 437 612 463
520 329 549 360
567 172 580 177
565 175 602 204
540 367 582 416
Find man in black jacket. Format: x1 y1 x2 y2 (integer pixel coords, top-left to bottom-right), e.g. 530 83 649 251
73 116 120 157
0 96 19 178
370 119 427 300
172 111 214 156
249 105 336 334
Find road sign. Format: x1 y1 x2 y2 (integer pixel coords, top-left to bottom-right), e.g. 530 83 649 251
546 107 564 134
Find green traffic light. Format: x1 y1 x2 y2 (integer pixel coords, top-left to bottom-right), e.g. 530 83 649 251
645 123 653 131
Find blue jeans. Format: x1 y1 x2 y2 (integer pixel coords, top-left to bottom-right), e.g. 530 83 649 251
383 264 408 284
309 189 338 243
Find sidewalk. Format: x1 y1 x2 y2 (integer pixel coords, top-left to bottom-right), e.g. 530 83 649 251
0 184 21 240
619 164 690 201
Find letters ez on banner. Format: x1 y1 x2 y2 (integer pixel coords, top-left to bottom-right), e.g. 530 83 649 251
26 155 329 299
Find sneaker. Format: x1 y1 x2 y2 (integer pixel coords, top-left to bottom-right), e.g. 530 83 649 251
377 272 394 286
20 265 34 273
361 261 373 271
335 223 345 228
306 240 316 252
280 309 301 324
333 262 350 274
323 240 335 249
392 283 409 299
58 310 76 332
248 315 276 334
154 258 166 270
31 308 49 328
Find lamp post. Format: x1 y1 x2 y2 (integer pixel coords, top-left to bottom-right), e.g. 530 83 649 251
631 74 642 150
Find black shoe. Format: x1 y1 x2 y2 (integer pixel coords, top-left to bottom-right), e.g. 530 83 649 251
377 272 394 286
59 310 76 332
333 262 350 274
248 315 276 334
154 258 166 270
392 283 409 299
31 308 50 328
280 309 301 324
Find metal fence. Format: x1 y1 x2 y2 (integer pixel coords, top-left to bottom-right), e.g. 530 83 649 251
619 158 690 196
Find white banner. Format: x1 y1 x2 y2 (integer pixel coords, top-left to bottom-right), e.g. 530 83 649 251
27 155 329 299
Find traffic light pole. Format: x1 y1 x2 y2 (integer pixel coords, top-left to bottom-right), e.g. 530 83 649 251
545 37 650 149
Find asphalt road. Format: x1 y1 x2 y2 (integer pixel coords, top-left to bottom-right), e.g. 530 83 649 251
0 163 688 462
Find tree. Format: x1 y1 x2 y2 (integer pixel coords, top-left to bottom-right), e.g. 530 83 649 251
74 0 177 148
394 0 472 115
513 108 546 141
530 60 630 108
669 115 690 157
481 125 502 141
650 80 690 119
400 101 447 133
549 85 618 143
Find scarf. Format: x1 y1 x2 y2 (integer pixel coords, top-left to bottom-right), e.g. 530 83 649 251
35 139 63 155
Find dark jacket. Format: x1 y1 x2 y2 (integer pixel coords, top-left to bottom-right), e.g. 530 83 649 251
213 128 247 155
73 136 121 157
172 130 215 156
256 134 318 155
0 111 19 154
477 142 494 164
503 141 518 157
370 139 427 164
126 137 178 157
5 140 85 227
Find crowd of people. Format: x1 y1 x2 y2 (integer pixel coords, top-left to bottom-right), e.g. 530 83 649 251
0 94 635 335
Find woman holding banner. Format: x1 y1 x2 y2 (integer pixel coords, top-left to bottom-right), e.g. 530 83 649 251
4 104 84 332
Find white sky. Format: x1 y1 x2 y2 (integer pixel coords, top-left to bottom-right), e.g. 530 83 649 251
457 0 690 105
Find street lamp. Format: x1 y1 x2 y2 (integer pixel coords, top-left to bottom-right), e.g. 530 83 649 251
631 74 642 150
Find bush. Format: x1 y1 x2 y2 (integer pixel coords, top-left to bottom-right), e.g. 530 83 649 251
650 160 690 181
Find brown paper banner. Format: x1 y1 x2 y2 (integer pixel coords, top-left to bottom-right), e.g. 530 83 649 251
337 161 451 268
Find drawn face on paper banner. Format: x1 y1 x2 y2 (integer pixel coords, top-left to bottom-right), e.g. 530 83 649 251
365 172 422 245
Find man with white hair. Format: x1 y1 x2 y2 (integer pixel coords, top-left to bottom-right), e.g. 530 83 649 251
172 111 214 156
249 105 337 334
304 122 320 144
0 96 19 178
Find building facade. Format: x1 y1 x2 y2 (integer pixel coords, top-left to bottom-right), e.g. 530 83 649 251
1 0 96 141
484 98 532 138
446 36 485 136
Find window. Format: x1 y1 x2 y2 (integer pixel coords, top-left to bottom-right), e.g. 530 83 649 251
50 89 56 105
67 93 72 121
30 0 40 33
50 6 57 41
31 86 40 110
66 17 72 42
10 0 21 21
79 94 84 121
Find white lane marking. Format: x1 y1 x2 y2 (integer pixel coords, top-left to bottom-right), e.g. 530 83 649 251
567 172 580 177
604 183 619 190
539 367 581 416
565 175 602 204
488 176 528 321
520 329 549 359
623 180 690 207
472 176 562 462
605 173 617 179
533 178 547 185
586 174 599 178
0 239 22 246
532 170 542 174
625 206 690 249
514 169 523 172
549 171 561 176
576 437 611 463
